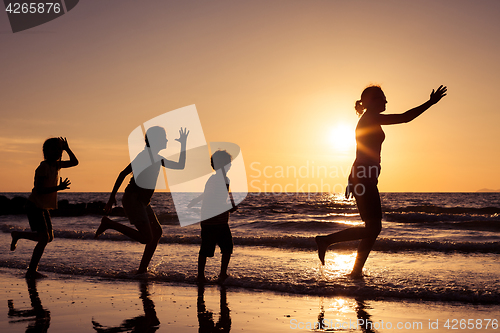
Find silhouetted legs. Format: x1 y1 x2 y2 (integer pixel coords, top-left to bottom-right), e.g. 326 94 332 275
219 253 231 281
11 206 54 279
11 230 52 278
95 216 148 243
94 197 162 274
137 219 162 274
197 224 233 284
316 220 381 277
197 255 208 283
197 253 231 284
316 173 382 277
350 225 381 277
27 238 50 278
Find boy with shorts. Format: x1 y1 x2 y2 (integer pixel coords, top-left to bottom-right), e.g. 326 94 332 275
11 137 78 279
189 150 236 284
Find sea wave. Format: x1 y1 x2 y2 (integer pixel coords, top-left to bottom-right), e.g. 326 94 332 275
385 204 500 215
2 224 499 254
384 212 500 226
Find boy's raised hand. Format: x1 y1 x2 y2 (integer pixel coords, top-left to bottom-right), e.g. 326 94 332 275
175 127 189 145
58 177 71 190
59 137 69 151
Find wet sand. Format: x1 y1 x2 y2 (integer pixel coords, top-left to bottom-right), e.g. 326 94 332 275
1 268 499 332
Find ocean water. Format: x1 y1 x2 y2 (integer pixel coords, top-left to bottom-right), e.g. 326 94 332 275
1 192 499 304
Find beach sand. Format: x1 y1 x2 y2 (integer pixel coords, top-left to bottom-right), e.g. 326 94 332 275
1 268 498 332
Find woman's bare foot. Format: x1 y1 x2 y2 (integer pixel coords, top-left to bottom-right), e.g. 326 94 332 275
94 216 111 239
134 269 151 280
135 268 148 275
10 231 19 251
348 271 364 279
315 236 327 265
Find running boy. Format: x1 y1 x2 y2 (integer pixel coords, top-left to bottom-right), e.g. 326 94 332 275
11 137 78 279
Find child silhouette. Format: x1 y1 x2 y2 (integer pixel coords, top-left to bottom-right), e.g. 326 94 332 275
95 126 188 275
11 137 78 279
188 150 237 284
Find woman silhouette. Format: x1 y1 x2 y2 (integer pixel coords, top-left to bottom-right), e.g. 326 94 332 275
316 85 447 278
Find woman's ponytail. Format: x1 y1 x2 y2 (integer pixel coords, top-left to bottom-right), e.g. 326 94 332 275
355 100 365 116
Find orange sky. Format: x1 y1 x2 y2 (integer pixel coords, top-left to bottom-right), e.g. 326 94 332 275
1 0 499 193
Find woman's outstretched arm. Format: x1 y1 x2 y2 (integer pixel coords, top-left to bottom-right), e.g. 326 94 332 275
377 85 447 125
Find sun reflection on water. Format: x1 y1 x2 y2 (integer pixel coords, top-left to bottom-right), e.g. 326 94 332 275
327 297 356 315
317 252 358 281
327 252 357 272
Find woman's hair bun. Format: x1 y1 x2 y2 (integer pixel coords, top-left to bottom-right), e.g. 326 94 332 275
355 100 365 116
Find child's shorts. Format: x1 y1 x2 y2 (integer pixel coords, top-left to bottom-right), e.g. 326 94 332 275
122 192 158 228
25 200 52 234
199 223 233 257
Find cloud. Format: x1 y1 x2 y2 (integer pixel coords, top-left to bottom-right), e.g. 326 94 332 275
0 137 41 154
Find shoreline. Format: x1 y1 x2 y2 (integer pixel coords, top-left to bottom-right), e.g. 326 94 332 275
1 268 499 333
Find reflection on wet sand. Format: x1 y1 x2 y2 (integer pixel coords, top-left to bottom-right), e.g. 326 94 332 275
315 297 378 333
7 278 51 333
197 285 231 333
355 299 377 333
92 280 160 333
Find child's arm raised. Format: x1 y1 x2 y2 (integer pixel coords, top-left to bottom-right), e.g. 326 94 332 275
58 137 79 168
162 128 189 169
104 164 132 214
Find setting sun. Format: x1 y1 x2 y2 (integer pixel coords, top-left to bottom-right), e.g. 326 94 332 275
328 124 355 152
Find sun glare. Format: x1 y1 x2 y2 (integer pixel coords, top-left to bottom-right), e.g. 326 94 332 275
328 124 355 152
327 252 357 273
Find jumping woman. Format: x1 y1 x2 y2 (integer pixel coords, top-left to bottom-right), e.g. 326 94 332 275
316 85 447 278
